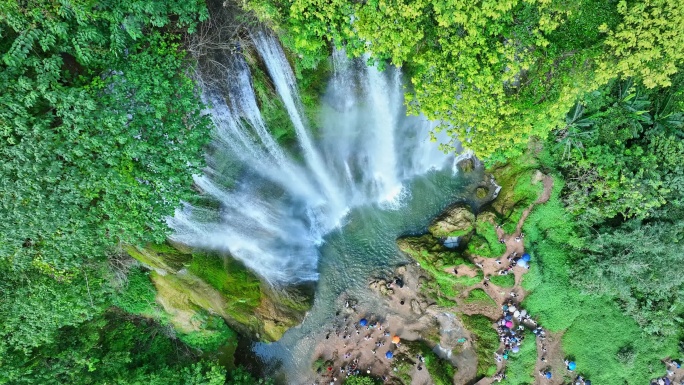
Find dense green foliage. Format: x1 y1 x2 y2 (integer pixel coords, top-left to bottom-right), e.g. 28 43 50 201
0 261 111 354
0 0 210 276
243 0 684 159
0 1 270 383
112 267 161 317
539 75 684 337
574 218 684 336
551 78 684 223
519 172 680 383
0 310 227 385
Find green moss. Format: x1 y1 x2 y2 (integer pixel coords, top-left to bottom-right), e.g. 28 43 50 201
405 341 456 385
487 159 543 234
125 242 192 272
490 273 515 288
421 280 458 307
295 58 330 137
448 228 474 238
461 314 499 379
465 288 496 306
454 270 484 287
251 66 298 146
399 235 478 303
187 252 262 324
474 220 506 257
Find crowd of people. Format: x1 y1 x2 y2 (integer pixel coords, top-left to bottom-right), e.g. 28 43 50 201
491 300 537 382
315 312 404 384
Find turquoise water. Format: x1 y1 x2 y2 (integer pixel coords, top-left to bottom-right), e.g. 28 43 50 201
254 165 487 383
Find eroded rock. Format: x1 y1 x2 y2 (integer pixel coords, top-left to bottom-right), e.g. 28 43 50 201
428 203 475 238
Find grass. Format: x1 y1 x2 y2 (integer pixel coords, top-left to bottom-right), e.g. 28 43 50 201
465 288 497 307
490 273 515 288
520 174 680 384
473 220 506 257
461 315 499 378
501 331 536 385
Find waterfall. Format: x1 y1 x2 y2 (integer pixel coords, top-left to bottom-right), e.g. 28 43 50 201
169 32 456 284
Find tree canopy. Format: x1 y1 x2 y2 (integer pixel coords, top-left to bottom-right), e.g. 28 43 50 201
0 0 211 276
244 0 684 159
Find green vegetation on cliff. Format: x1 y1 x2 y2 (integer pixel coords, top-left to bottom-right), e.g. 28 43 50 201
461 315 499 378
243 0 684 159
0 0 211 276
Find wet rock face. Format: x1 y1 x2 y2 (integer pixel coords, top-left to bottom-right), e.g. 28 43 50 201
428 203 476 238
369 279 395 296
128 244 311 343
457 157 475 173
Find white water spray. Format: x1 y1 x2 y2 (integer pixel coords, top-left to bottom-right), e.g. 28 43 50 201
169 33 456 284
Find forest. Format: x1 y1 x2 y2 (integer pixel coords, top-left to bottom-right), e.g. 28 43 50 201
1 0 683 384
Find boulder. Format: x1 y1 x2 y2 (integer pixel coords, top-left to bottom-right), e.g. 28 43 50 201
428 203 475 238
457 157 475 173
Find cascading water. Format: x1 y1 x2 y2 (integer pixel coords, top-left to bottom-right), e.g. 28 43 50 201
168 31 456 284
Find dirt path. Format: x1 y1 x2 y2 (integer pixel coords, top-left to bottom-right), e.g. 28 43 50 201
469 172 560 384
533 331 566 385
309 171 559 385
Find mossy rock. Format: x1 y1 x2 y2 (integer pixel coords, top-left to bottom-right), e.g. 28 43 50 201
460 314 499 379
428 203 475 238
467 211 506 258
126 242 192 273
397 234 472 269
487 161 542 217
457 157 475 173
130 244 311 343
404 340 456 385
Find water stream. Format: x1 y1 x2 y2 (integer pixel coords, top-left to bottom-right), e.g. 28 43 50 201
169 32 483 382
